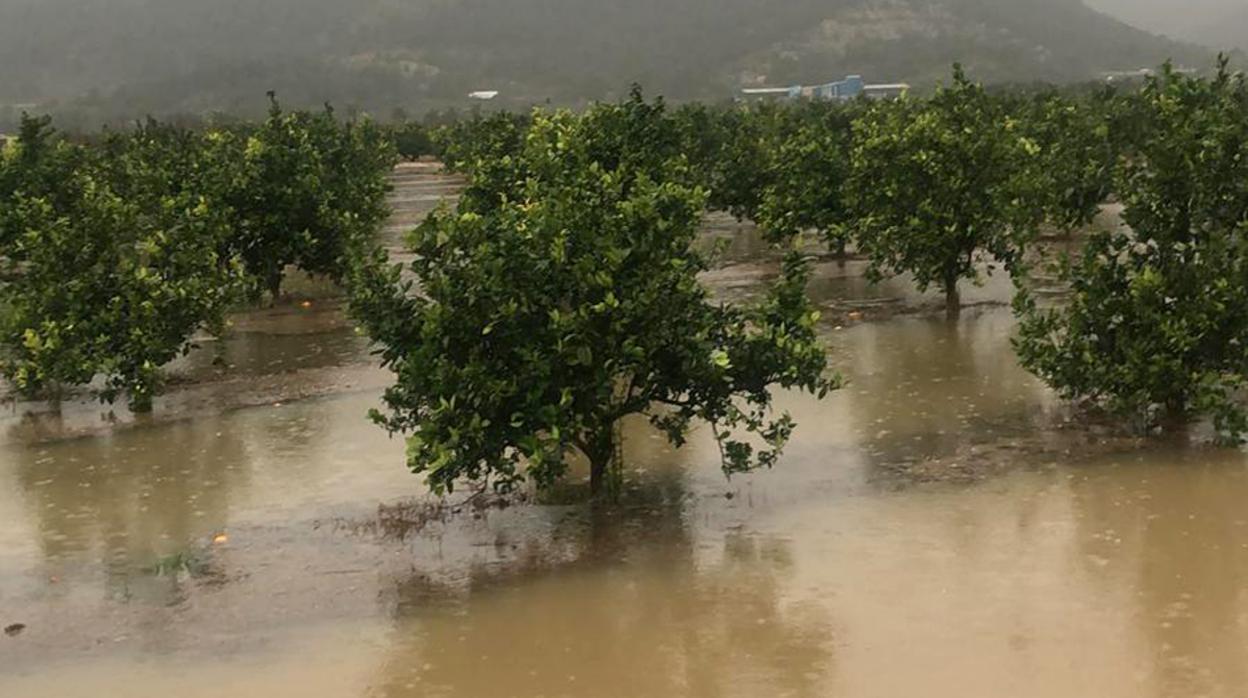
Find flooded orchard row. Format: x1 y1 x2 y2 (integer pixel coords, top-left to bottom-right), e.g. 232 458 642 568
2 166 1247 697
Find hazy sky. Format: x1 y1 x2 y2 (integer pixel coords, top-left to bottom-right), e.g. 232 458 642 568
0 0 1231 124
1087 0 1247 37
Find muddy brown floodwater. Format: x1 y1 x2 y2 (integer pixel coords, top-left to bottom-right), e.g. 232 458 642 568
3 167 1248 698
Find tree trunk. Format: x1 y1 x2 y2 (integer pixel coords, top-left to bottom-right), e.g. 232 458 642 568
587 431 614 499
586 424 621 499
47 385 64 414
834 237 847 265
944 279 961 318
266 266 284 302
1160 398 1191 436
590 453 608 497
129 392 154 414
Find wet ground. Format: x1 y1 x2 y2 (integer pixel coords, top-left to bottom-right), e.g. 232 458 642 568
3 165 1247 697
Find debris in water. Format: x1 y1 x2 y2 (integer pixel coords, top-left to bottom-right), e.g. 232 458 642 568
4 623 26 637
301 301 313 309
212 533 229 545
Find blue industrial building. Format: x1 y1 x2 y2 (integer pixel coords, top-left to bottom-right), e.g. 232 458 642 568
742 75 908 101
811 75 866 99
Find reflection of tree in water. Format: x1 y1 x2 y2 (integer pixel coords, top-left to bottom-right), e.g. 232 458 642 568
11 413 253 603
1070 455 1248 697
198 321 366 379
371 476 834 698
805 262 918 310
236 395 334 462
836 312 1054 481
698 217 776 268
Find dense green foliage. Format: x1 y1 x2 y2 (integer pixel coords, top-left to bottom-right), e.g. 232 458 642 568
1014 91 1118 232
1015 62 1248 439
350 97 834 498
673 103 780 222
848 67 1046 314
756 102 858 254
0 117 240 410
434 112 532 215
434 113 530 176
223 97 396 296
0 103 395 410
390 122 435 162
0 116 87 253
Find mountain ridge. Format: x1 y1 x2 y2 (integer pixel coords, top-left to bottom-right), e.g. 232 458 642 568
0 0 1214 123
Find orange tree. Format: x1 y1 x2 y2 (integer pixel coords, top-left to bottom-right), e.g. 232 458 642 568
1015 90 1117 233
847 66 1045 315
222 96 395 298
1015 62 1248 440
0 117 242 410
756 101 859 255
350 101 834 499
0 101 396 410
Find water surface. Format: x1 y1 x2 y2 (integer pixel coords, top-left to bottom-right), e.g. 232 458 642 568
2 169 1246 698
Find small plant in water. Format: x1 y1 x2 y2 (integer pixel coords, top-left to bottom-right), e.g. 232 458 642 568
145 550 214 578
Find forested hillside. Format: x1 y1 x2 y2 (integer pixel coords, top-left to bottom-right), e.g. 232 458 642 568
0 0 1210 124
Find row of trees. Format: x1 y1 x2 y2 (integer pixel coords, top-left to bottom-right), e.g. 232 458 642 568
372 60 1248 499
0 98 396 410
438 74 1118 316
7 62 1248 499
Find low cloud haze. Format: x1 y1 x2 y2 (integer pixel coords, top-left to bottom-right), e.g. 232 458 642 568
0 0 1231 127
1086 0 1248 47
